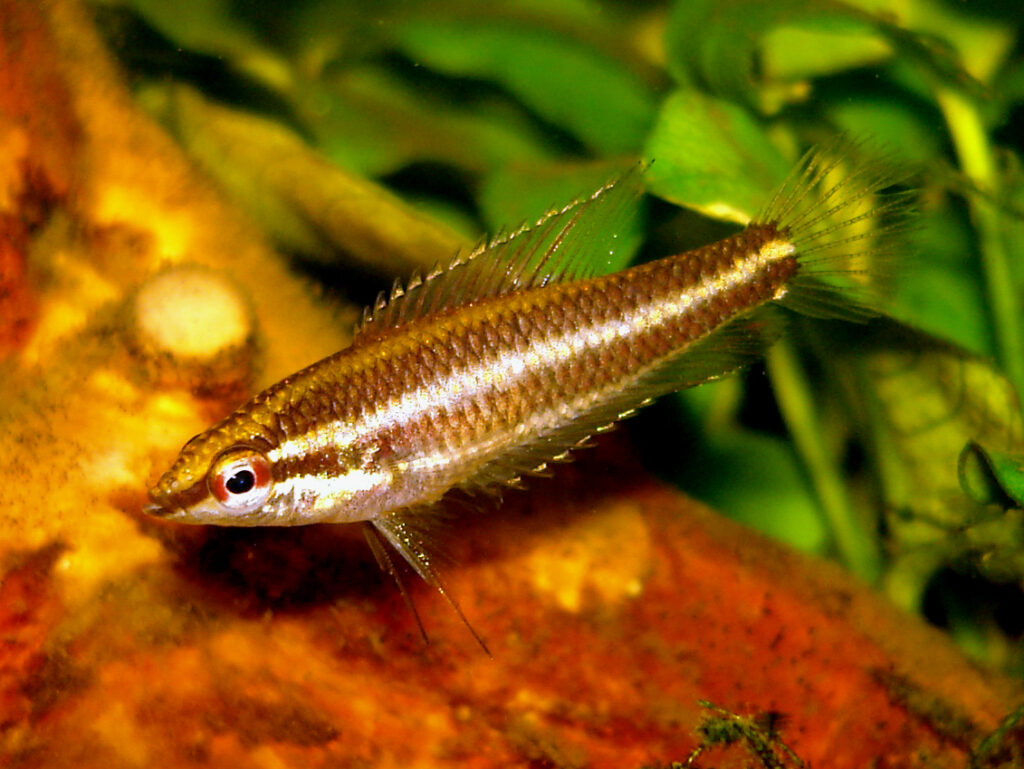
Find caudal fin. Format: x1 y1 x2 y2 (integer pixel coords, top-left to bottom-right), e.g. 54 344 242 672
762 138 917 321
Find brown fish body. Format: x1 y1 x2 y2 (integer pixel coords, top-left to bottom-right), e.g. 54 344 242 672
146 143 910 633
152 224 794 525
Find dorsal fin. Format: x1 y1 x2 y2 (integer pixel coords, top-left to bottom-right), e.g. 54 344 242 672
354 165 646 343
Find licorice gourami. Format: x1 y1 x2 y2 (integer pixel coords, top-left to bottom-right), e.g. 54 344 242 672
146 141 912 648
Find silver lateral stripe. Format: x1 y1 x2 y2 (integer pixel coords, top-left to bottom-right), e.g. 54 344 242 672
271 467 391 511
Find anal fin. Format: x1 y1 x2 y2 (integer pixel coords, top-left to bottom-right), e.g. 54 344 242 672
363 523 429 645
368 514 491 656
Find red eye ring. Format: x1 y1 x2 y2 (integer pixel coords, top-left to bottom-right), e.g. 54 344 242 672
208 448 273 512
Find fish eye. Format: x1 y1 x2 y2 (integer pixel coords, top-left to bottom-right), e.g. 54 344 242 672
208 447 272 513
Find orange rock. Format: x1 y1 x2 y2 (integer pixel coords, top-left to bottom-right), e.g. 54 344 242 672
0 545 67 733
0 212 37 355
2 454 1020 768
0 0 84 356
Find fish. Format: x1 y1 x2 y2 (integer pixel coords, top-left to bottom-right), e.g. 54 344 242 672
145 140 912 648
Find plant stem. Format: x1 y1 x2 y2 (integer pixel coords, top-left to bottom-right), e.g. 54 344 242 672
936 87 1023 396
767 338 882 582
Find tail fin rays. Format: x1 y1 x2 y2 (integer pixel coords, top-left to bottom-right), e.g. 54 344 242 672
764 138 917 322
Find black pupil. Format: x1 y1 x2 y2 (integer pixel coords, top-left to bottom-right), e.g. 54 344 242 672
225 469 256 495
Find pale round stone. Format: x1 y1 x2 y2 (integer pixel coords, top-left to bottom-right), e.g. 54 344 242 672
134 266 250 360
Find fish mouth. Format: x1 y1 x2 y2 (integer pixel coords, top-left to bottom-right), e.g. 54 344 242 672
142 502 171 518
142 500 185 519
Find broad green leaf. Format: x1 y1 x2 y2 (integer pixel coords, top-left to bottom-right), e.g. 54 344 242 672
391 16 658 154
761 17 891 81
287 0 610 62
307 66 557 177
888 204 992 358
892 264 993 359
824 93 942 165
990 57 1024 129
665 0 884 109
673 429 828 554
999 166 1024 360
860 0 1014 84
665 0 989 115
643 90 790 223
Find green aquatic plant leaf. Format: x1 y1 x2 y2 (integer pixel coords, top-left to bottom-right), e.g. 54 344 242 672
673 427 828 555
760 17 892 81
665 0 888 110
643 89 790 223
889 200 993 359
665 0 991 115
824 93 943 165
959 442 1024 508
827 321 1023 608
870 0 1012 86
308 65 558 177
110 0 267 59
390 15 658 154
